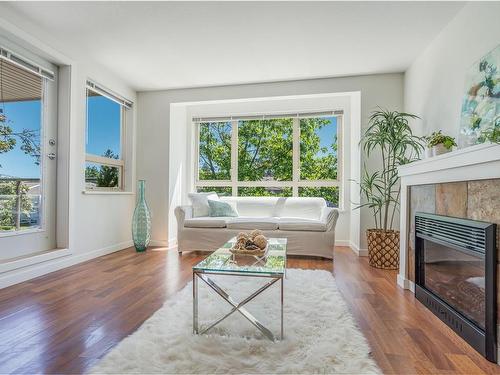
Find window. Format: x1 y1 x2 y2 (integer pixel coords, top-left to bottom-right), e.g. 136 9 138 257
238 118 293 182
198 121 231 181
85 81 131 190
195 113 341 207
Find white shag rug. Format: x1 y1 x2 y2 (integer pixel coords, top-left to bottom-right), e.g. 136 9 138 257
91 269 380 374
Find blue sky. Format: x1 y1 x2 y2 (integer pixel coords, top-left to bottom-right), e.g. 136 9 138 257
316 116 337 156
0 95 121 179
0 100 41 178
86 95 121 158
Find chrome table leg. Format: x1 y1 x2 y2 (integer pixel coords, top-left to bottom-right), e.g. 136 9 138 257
193 272 198 334
193 273 283 342
280 276 284 340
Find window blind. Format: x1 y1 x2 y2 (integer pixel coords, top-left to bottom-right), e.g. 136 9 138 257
0 46 55 81
192 110 343 123
86 80 133 109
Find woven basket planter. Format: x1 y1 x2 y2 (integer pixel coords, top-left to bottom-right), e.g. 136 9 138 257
366 229 400 270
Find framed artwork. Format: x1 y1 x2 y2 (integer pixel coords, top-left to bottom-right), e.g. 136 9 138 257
460 45 500 146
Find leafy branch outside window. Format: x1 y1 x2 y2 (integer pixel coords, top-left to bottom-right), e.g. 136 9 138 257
85 149 120 188
0 109 39 230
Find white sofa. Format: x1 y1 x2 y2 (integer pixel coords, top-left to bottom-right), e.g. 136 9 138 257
175 197 339 259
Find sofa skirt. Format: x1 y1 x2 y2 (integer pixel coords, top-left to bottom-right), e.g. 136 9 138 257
177 227 335 259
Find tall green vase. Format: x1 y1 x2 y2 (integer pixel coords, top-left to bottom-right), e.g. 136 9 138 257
132 180 151 252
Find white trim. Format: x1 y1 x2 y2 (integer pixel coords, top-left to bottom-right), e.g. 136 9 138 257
0 45 55 80
0 248 70 274
398 142 500 177
86 80 133 109
81 190 134 195
292 117 300 196
348 241 368 256
231 120 238 195
397 274 412 290
192 109 343 122
195 180 341 188
168 238 178 248
0 241 132 290
149 240 168 247
85 89 127 191
409 280 415 293
336 240 367 256
85 154 125 167
0 227 44 239
334 240 350 247
150 239 177 248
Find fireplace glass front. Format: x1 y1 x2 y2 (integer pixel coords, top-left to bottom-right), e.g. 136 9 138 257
422 239 485 329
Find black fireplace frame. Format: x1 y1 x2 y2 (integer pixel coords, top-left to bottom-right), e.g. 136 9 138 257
414 212 497 362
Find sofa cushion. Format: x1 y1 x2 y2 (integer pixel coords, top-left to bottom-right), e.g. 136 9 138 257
277 197 326 220
226 217 279 230
208 199 239 217
184 217 227 228
188 192 219 217
278 217 327 232
221 197 280 217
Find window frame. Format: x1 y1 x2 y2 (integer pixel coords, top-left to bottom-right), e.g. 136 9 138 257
84 84 128 191
194 113 343 205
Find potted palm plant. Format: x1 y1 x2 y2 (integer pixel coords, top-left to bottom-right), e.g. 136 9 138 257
360 109 424 269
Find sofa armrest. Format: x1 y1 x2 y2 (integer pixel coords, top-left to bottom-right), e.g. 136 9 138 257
175 205 193 228
320 207 339 231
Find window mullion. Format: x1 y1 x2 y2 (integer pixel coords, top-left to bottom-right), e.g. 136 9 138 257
292 117 299 196
194 122 200 183
231 120 238 196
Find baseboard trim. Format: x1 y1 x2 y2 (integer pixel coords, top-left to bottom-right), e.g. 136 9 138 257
0 240 133 290
150 240 168 247
150 239 177 248
0 248 71 274
348 241 368 257
397 274 415 292
409 280 415 293
335 240 350 247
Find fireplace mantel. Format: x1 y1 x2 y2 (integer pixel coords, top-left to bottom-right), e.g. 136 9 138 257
397 142 500 291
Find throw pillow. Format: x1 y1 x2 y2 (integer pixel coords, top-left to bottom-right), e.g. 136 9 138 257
188 192 219 217
208 199 239 217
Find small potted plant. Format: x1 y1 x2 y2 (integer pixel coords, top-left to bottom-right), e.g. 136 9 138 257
424 130 457 156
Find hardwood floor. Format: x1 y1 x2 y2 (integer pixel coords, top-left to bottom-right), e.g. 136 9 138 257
0 246 498 374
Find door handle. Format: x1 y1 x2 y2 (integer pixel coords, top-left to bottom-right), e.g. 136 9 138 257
48 153 56 160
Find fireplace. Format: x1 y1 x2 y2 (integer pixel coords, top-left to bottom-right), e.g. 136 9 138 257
415 212 497 362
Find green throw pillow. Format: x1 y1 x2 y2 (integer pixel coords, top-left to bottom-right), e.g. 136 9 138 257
208 199 239 217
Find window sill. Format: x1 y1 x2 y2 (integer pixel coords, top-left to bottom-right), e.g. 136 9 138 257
0 227 45 238
82 190 134 195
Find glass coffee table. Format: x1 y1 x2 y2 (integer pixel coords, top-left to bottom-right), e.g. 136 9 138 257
192 237 287 341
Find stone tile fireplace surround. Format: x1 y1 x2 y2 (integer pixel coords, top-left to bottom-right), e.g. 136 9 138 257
397 142 500 362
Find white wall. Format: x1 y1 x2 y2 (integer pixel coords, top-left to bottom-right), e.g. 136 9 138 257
137 73 404 251
405 2 500 139
0 6 137 288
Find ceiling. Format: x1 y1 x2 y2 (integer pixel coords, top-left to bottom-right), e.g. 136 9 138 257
2 1 464 91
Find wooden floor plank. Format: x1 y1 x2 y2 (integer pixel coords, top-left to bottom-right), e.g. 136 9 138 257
0 246 498 374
